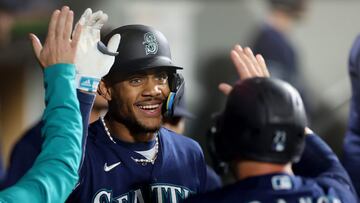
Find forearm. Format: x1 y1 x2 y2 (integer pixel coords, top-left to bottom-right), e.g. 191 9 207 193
76 89 95 172
293 134 353 187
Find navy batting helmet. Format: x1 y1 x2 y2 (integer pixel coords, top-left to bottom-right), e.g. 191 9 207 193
102 24 182 83
214 77 307 164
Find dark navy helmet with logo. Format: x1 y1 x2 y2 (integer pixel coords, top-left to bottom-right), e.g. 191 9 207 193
214 77 307 164
102 24 182 83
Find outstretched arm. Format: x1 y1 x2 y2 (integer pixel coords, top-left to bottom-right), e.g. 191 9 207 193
293 132 358 202
0 6 83 202
223 45 357 201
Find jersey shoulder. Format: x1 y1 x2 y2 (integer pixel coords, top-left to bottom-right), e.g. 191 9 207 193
186 175 338 203
349 34 360 72
160 127 203 152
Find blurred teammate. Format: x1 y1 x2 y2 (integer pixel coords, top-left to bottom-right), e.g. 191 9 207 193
252 0 311 114
186 45 357 202
343 35 360 196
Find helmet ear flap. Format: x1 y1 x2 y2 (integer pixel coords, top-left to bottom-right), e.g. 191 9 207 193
207 112 254 175
217 120 253 162
163 73 184 118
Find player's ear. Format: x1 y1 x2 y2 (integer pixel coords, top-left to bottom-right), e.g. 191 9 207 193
98 80 112 101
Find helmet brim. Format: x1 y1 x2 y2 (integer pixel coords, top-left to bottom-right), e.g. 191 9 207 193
104 56 182 84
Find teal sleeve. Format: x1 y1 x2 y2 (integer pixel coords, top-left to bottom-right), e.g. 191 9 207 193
0 64 83 202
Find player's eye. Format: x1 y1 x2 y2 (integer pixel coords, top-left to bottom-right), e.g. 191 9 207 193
155 72 168 84
128 77 145 86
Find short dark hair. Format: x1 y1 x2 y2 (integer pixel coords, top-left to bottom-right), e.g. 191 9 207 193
268 0 307 15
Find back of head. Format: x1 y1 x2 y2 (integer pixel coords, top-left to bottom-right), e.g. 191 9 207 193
102 24 182 84
215 77 307 164
268 0 307 18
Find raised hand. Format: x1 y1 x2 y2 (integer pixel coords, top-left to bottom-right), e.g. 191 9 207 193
218 45 270 95
29 6 82 69
74 8 120 92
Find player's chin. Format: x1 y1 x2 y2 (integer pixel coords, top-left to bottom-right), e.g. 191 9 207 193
139 118 162 132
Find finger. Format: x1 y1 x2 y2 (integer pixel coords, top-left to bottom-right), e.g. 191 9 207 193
90 10 104 25
239 49 256 78
73 8 90 37
230 50 251 80
55 6 70 39
73 16 83 38
234 44 243 52
45 9 60 44
29 33 43 64
236 49 258 78
243 47 260 76
95 13 108 30
98 13 108 25
92 12 108 29
107 34 121 53
71 22 83 49
63 10 74 40
81 8 92 25
256 54 270 77
218 83 233 96
244 47 261 73
82 8 92 18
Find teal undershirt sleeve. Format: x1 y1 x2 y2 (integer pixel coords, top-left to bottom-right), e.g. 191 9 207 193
0 63 83 202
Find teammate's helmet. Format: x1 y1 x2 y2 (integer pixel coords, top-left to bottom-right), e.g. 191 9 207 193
215 77 307 164
102 24 182 83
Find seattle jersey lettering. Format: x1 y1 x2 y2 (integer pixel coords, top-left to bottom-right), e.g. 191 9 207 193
93 184 193 203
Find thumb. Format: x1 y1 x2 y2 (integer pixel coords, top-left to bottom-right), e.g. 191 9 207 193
218 83 233 96
107 34 120 53
29 33 42 61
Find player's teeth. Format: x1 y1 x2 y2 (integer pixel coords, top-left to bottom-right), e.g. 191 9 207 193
139 104 159 110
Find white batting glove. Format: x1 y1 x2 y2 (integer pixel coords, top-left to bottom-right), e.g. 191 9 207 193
74 8 121 92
